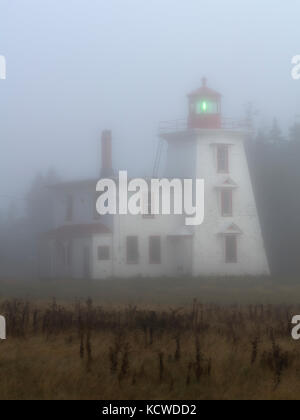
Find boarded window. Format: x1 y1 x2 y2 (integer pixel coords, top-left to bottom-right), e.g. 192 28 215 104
225 236 237 263
221 189 233 216
217 145 229 173
149 236 161 264
97 246 110 260
66 195 73 221
126 236 139 264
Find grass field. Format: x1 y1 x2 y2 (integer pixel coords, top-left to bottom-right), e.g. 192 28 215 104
1 276 300 400
1 276 300 305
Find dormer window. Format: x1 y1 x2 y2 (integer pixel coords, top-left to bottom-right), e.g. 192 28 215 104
217 145 229 173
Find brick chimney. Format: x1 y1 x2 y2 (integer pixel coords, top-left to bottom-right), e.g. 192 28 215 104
101 130 114 177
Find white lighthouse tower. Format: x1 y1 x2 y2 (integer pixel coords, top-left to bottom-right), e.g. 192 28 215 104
160 78 270 276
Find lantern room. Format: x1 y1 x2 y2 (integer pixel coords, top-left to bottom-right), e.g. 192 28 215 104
187 78 221 129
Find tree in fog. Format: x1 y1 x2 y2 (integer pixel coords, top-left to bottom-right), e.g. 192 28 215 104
26 168 60 237
247 116 300 276
268 118 284 145
289 118 300 144
0 169 60 278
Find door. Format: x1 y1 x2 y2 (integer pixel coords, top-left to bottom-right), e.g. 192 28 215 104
168 237 192 276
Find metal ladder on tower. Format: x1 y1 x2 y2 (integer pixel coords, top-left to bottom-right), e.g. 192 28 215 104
153 137 164 178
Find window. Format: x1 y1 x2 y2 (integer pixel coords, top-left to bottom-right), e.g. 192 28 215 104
221 189 233 216
149 236 161 264
66 195 73 221
126 236 139 264
217 145 229 173
225 236 237 263
97 246 110 260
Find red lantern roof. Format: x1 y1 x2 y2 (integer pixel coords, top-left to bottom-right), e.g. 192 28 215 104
188 77 221 98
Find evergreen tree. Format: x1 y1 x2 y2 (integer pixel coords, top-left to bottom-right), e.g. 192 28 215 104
268 118 284 145
289 117 300 144
255 127 268 145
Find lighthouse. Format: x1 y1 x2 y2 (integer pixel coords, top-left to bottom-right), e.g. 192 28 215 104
160 79 270 276
40 79 270 280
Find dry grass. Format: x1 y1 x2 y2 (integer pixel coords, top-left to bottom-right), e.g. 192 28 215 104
1 297 300 400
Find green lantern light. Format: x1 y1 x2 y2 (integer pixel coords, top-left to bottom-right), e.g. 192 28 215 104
196 100 210 114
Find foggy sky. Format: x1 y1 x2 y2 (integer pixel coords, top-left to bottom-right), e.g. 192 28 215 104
0 0 299 214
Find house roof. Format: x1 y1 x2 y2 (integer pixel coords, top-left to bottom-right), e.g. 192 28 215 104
43 223 111 239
